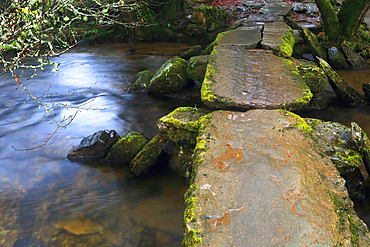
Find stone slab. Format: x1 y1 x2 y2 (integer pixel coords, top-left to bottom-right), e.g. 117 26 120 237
217 25 262 48
201 46 311 110
260 2 292 16
261 22 295 56
184 109 370 246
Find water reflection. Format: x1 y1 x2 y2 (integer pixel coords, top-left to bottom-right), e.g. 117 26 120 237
0 42 192 246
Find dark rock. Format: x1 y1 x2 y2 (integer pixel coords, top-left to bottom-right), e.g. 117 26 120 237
180 45 202 59
148 56 189 94
259 2 293 16
202 46 312 110
351 122 370 177
67 130 120 159
327 47 350 69
318 57 366 106
301 27 327 61
261 22 295 57
363 82 370 101
130 133 168 176
184 109 370 246
106 132 149 165
305 118 365 199
341 44 367 68
128 70 153 93
297 64 328 95
243 1 265 9
186 55 209 83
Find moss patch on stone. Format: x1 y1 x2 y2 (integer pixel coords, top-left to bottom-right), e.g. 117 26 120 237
279 25 295 57
297 64 328 95
128 70 153 93
186 55 209 83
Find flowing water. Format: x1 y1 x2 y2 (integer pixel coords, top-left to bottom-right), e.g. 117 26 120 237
0 42 196 247
2 42 370 246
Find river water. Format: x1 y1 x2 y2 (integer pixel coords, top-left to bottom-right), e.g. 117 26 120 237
0 42 195 246
1 42 370 246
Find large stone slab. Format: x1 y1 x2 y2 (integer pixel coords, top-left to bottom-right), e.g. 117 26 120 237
183 109 370 246
259 1 292 16
216 25 262 48
261 22 295 57
201 46 312 110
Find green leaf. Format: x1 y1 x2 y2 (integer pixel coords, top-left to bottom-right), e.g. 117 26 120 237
83 16 88 22
102 8 108 14
63 16 70 22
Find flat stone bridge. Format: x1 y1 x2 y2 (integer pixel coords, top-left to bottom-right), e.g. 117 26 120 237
182 1 370 246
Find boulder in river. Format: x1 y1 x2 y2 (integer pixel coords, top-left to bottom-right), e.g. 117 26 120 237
297 64 328 95
180 45 202 60
305 118 366 199
318 57 366 106
130 132 168 176
128 70 153 93
341 44 367 68
106 132 149 165
328 46 350 69
186 55 209 83
147 56 189 94
67 130 120 159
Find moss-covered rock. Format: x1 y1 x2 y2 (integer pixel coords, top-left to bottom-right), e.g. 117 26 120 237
106 132 149 164
328 47 350 69
341 43 367 68
297 64 328 95
180 45 202 60
351 122 370 177
305 118 365 199
318 57 366 106
130 132 168 176
128 70 153 93
261 22 295 57
301 27 327 61
157 107 211 145
169 142 195 177
148 56 189 94
186 55 209 83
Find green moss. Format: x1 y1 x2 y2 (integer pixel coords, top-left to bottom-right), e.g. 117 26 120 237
297 64 328 95
279 110 313 134
278 26 295 57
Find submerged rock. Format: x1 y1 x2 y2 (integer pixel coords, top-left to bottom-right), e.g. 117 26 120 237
301 27 327 61
261 22 295 57
184 109 370 246
305 118 365 199
55 216 103 235
297 64 328 95
180 45 202 60
130 133 168 176
106 132 149 165
328 47 350 69
67 130 120 159
318 57 366 106
186 55 209 83
128 70 153 93
148 56 189 94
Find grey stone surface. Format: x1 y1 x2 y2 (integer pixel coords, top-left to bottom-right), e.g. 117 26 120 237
184 109 370 246
328 47 350 69
259 2 292 16
201 46 311 110
261 22 295 56
341 44 367 68
216 25 262 48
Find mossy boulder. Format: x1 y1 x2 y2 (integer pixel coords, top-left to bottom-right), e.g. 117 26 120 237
318 57 366 106
351 122 370 177
106 132 149 164
297 64 328 95
180 45 202 60
128 70 153 93
301 27 327 61
169 143 195 177
186 55 209 83
341 44 367 68
328 47 350 69
130 132 168 176
305 118 365 199
157 107 211 145
148 56 189 94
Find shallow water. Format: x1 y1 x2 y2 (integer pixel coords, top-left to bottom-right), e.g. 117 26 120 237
0 42 194 246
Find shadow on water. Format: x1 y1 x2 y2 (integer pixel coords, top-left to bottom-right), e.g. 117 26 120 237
0 42 193 246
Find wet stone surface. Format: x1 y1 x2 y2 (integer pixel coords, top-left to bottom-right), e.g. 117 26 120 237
216 25 262 48
261 21 294 56
185 109 370 246
259 1 293 16
202 46 311 110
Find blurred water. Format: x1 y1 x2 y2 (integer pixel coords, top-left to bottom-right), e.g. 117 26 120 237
0 42 193 246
